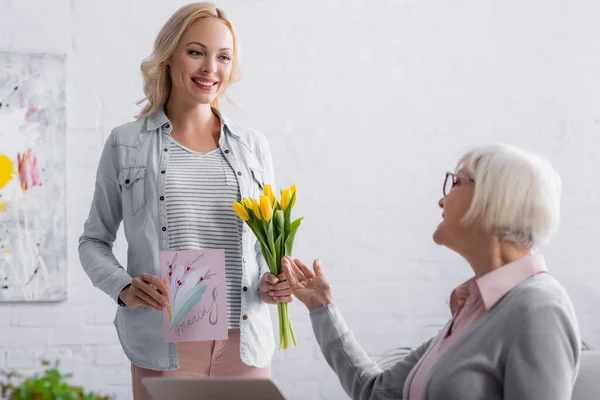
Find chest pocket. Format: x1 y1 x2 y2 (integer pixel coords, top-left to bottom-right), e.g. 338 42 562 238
119 166 147 215
249 166 265 197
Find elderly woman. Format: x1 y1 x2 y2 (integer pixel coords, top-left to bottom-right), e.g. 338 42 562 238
283 144 581 400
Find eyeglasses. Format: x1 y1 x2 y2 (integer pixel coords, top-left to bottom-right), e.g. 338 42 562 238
443 172 475 197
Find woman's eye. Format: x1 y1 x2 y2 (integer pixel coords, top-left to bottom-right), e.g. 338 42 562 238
219 55 231 61
189 50 203 56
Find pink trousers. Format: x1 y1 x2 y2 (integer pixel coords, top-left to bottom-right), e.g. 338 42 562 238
131 329 271 399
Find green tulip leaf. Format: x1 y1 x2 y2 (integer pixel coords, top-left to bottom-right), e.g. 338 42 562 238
284 217 303 257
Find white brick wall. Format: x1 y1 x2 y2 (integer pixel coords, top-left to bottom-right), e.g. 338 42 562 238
1 1 599 399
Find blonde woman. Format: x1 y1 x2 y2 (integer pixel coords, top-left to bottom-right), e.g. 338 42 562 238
78 3 291 398
283 144 581 400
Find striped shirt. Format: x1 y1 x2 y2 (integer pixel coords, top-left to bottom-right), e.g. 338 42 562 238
165 137 243 328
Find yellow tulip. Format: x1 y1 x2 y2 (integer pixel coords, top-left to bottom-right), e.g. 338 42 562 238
264 184 276 205
242 197 253 209
280 188 291 211
252 198 262 220
232 201 250 221
290 185 297 208
260 195 273 221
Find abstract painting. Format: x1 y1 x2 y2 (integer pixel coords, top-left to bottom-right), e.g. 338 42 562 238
0 51 66 301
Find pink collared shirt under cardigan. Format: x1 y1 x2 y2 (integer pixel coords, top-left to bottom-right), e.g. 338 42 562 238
409 254 548 399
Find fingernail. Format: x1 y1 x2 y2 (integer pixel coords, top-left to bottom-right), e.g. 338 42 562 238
164 301 169 306
269 292 274 296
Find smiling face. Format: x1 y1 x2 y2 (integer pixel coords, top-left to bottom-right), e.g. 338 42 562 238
166 17 234 107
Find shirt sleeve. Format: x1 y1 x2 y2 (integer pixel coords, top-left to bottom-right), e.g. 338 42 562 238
78 130 132 303
311 303 435 400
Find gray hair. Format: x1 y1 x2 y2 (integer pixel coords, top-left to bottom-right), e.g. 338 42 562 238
456 144 561 249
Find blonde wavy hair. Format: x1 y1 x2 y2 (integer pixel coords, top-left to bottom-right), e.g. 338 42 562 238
136 2 241 119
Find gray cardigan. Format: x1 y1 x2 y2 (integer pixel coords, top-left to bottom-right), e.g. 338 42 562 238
310 273 581 400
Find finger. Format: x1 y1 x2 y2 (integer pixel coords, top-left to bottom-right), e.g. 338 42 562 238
273 295 293 303
283 256 307 280
291 259 310 282
260 292 277 304
282 258 299 287
137 280 168 306
134 290 163 310
313 259 325 277
293 258 315 279
269 288 293 297
135 288 164 310
261 272 279 285
142 273 169 295
269 280 292 291
258 278 272 293
276 272 287 282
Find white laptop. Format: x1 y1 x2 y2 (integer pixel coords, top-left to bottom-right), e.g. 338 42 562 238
142 377 288 400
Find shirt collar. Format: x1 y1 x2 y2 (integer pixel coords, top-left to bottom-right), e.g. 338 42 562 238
145 106 242 140
449 277 478 314
476 253 547 309
449 253 548 313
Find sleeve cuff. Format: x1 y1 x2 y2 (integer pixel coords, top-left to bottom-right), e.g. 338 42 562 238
102 268 133 305
310 303 350 347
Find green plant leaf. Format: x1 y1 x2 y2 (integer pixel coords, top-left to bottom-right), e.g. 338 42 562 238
284 217 303 257
247 221 268 250
261 244 277 275
0 359 111 399
266 220 276 263
274 210 284 238
169 284 207 329
274 234 283 275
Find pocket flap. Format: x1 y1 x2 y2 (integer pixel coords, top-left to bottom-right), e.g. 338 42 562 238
118 166 146 188
249 167 265 189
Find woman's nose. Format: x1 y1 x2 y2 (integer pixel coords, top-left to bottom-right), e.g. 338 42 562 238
438 197 444 209
202 58 217 74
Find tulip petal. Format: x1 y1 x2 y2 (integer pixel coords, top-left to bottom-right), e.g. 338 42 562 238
260 195 273 221
232 201 250 221
281 188 291 211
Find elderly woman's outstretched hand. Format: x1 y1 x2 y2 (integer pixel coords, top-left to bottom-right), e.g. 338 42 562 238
282 256 333 312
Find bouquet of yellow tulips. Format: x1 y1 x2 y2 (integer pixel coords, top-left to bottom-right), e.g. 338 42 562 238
232 184 302 350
